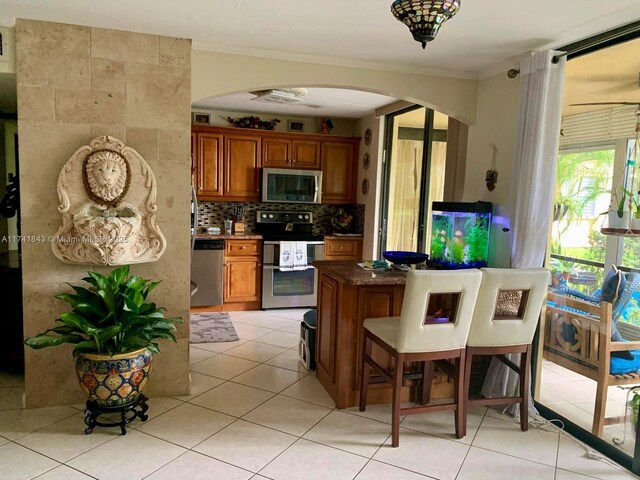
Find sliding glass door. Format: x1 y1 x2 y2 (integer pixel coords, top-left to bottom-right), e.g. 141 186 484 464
379 105 448 256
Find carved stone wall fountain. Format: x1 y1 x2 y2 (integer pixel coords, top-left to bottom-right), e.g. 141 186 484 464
51 136 167 265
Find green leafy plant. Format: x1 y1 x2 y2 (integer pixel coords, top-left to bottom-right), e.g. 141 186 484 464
24 265 182 356
465 217 489 262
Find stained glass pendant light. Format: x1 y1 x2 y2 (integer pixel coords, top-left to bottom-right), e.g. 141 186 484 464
391 0 461 49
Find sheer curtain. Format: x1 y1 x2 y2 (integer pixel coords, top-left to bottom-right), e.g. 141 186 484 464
481 50 566 417
388 140 423 251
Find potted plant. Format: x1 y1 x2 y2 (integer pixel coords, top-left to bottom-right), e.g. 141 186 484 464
24 265 182 408
608 188 631 230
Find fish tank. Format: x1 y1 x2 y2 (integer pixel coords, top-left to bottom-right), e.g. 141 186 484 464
430 201 492 269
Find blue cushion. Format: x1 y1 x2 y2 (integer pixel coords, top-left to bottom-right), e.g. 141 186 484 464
610 349 640 375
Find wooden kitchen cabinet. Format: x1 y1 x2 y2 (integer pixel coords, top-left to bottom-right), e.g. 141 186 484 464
224 239 262 310
262 137 320 169
194 132 224 198
191 125 359 203
321 140 358 204
224 134 261 201
324 237 363 261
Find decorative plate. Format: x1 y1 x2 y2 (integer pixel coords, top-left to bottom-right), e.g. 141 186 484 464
364 128 372 146
362 178 369 195
362 153 370 170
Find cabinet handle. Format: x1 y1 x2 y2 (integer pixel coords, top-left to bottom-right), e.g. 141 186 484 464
240 246 246 249
339 246 344 250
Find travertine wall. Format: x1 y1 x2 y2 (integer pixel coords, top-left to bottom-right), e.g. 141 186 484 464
16 19 191 407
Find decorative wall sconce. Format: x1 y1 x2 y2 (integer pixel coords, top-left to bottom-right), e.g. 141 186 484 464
51 136 167 265
391 0 461 49
486 143 499 191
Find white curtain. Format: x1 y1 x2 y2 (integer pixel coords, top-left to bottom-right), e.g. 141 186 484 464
481 50 566 417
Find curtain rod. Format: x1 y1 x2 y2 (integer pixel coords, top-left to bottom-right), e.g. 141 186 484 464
507 20 640 78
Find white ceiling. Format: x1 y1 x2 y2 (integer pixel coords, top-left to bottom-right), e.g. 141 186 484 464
193 88 397 119
1 1 640 118
1 0 639 78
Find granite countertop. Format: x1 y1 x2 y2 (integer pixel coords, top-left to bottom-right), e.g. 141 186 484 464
313 260 408 286
195 234 263 240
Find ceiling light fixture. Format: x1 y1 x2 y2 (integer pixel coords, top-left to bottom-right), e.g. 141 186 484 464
250 88 308 104
391 0 461 49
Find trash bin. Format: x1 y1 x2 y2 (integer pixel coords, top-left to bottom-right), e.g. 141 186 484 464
299 309 317 370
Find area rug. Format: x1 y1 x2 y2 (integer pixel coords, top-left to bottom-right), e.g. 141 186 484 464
190 312 239 344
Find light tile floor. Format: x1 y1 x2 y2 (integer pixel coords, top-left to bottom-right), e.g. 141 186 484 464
539 358 639 458
0 309 637 479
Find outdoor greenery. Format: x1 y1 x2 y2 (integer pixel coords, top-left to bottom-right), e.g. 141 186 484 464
24 265 182 356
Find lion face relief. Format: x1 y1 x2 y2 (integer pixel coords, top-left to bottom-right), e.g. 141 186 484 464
84 150 129 203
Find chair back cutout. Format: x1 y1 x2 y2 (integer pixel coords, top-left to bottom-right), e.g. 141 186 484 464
396 269 482 353
467 268 550 347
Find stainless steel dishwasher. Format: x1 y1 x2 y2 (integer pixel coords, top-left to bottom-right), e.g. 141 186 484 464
190 239 225 307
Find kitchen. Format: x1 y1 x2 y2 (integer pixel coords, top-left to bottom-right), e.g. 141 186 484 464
189 87 398 315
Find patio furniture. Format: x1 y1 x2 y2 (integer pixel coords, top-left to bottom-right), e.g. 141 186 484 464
358 269 482 447
544 290 640 436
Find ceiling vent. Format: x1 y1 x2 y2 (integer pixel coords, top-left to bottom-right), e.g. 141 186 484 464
250 89 306 104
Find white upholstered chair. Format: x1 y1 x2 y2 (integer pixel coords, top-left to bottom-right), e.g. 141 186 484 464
358 269 482 447
463 267 550 432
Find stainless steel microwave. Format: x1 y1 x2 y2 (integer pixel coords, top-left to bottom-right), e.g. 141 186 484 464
262 168 322 204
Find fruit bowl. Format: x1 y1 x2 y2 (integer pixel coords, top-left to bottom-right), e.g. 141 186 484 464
382 251 429 265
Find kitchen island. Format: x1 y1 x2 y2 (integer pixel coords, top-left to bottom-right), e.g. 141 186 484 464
314 261 454 408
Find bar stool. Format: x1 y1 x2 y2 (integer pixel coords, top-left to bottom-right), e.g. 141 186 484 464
463 267 550 431
359 269 482 447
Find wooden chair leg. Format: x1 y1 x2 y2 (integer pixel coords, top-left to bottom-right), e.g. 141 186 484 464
519 346 531 432
359 334 372 412
455 350 466 439
420 361 434 405
593 378 608 437
462 348 474 436
391 353 404 447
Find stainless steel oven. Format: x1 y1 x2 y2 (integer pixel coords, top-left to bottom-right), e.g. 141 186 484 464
262 241 324 309
255 210 325 309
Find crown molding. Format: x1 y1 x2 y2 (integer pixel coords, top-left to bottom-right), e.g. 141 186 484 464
191 40 479 80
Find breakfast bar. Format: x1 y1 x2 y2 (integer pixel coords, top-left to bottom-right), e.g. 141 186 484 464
313 261 454 408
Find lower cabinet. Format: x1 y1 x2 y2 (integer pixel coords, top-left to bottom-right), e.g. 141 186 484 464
324 237 363 261
224 239 262 310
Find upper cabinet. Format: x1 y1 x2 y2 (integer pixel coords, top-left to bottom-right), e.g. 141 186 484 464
321 140 358 204
195 132 224 198
192 126 358 203
262 138 320 169
225 134 261 201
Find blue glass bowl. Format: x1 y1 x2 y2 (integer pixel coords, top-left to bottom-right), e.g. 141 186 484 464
382 251 429 265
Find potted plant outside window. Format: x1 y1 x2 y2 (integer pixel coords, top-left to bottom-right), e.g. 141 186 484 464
24 265 182 407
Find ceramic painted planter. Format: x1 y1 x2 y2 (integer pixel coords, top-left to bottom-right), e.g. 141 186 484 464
631 217 640 231
608 210 631 230
75 347 152 407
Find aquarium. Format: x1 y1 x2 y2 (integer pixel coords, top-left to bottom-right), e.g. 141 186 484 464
430 201 492 269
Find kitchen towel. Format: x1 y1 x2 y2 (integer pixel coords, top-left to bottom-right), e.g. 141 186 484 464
279 241 295 271
292 241 308 271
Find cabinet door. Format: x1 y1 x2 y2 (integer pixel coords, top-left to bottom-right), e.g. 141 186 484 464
317 274 338 382
225 134 261 201
324 238 362 261
292 140 320 169
224 256 261 303
197 133 224 198
321 141 357 204
262 137 291 168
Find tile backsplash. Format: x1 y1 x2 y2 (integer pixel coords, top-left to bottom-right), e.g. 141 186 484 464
197 202 365 235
